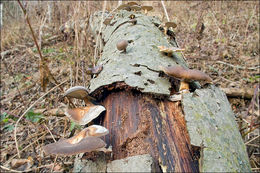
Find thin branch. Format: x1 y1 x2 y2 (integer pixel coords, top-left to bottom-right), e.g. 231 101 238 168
161 0 169 22
14 80 67 158
216 61 260 70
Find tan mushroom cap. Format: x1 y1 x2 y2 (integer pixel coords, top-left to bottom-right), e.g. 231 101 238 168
116 40 128 52
117 4 128 10
67 125 108 144
64 86 89 100
127 2 139 6
130 5 141 11
165 22 177 28
43 136 106 155
159 65 213 83
65 105 106 125
103 17 113 25
141 6 153 11
158 46 185 55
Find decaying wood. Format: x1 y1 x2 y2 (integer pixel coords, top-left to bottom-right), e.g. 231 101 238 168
101 90 198 172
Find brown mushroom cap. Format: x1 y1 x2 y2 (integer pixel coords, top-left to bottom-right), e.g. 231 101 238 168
165 22 177 28
127 2 139 6
117 4 129 10
141 6 153 11
64 86 89 99
43 136 106 155
116 40 128 52
103 17 113 25
65 105 106 125
130 5 141 11
159 65 213 83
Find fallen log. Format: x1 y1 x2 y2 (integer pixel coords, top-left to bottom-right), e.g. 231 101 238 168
73 9 251 172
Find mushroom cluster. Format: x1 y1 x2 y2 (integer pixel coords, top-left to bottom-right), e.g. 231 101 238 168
43 86 109 155
159 65 213 94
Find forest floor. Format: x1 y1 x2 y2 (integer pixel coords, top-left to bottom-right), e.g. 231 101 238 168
0 1 259 172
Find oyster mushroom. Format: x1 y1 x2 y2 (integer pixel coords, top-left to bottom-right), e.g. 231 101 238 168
64 86 95 106
141 6 153 14
127 2 139 6
130 5 141 12
117 4 131 11
158 46 185 57
67 125 109 144
116 40 128 53
43 136 106 155
159 65 213 93
65 106 106 125
86 64 103 75
164 22 177 35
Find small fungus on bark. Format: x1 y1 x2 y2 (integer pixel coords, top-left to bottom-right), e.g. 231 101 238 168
65 106 106 125
159 65 213 93
116 40 128 53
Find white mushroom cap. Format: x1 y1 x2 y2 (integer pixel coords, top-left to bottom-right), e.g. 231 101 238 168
86 125 109 137
64 86 89 99
65 105 106 125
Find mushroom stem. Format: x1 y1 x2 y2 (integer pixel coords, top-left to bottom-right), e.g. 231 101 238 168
145 9 147 14
179 81 190 93
164 27 168 35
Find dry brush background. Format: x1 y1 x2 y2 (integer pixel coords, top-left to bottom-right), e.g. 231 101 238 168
0 1 259 172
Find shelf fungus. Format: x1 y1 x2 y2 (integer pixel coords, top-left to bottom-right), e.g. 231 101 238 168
117 40 128 53
161 22 177 35
64 86 95 106
86 64 103 75
43 125 108 155
158 46 185 57
65 106 106 125
159 65 213 94
141 6 153 14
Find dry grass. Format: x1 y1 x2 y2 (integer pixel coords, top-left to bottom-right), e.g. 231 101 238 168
0 1 259 172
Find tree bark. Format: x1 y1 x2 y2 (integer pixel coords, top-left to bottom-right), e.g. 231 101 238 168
86 10 251 172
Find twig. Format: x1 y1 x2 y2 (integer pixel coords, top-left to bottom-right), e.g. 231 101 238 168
51 156 58 172
245 135 260 145
0 165 22 173
161 0 169 22
44 123 56 142
14 80 67 158
216 61 260 70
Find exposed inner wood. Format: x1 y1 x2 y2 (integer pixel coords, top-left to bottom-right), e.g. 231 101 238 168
101 90 199 172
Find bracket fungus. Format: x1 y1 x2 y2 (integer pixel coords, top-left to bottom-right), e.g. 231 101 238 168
159 65 213 93
127 2 139 6
65 105 106 125
116 39 128 53
43 125 108 155
130 5 141 12
158 46 185 57
43 136 106 155
141 6 153 14
86 64 103 75
164 22 177 35
64 86 95 106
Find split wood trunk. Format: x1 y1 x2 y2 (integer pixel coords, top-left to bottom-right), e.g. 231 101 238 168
87 10 251 172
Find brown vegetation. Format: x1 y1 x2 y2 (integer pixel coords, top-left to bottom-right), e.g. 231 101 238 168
0 1 259 172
